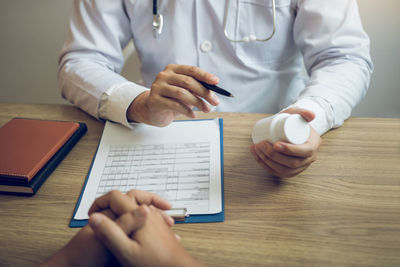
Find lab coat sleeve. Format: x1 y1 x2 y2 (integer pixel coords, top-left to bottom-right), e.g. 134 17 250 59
58 0 148 126
289 0 373 135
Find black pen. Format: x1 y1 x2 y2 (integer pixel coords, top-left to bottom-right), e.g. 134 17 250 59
199 81 234 98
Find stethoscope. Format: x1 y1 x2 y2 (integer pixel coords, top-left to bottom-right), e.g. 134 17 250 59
152 0 277 43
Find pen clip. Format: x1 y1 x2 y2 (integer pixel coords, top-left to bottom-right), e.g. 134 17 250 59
166 208 188 221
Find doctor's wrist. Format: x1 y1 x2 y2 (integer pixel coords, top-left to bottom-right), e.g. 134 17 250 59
127 91 150 124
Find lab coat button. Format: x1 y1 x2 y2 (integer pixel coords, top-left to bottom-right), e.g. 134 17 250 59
200 40 212 52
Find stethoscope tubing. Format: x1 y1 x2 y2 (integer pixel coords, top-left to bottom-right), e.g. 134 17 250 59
152 0 277 42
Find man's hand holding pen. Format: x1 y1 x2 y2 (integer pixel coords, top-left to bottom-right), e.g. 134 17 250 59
127 64 224 127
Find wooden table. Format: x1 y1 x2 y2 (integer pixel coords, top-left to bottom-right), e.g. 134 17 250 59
0 103 399 266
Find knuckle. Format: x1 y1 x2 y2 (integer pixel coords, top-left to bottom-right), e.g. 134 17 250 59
146 94 155 106
263 145 274 157
127 189 136 196
188 66 197 74
175 89 185 99
109 190 121 198
181 76 193 88
150 83 159 92
289 159 301 169
196 98 205 107
156 71 168 80
165 64 175 70
266 149 275 158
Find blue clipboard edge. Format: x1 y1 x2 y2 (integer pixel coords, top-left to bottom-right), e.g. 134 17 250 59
69 118 224 227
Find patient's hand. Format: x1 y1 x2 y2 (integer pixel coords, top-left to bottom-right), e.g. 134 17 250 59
39 190 173 267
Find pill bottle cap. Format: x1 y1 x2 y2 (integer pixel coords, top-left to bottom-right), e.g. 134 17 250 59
281 114 310 144
252 114 310 144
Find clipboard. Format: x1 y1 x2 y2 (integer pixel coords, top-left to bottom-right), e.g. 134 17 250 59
70 118 224 227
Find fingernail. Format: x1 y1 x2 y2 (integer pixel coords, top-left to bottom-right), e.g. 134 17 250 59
89 213 102 227
209 75 219 84
211 93 220 104
274 143 284 151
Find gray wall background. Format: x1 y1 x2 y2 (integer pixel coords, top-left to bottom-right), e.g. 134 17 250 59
0 0 399 118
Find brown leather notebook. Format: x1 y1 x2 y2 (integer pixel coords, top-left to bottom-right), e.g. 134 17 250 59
0 118 80 182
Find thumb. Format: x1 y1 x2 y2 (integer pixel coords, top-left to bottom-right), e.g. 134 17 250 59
89 212 141 265
282 107 315 122
116 205 149 236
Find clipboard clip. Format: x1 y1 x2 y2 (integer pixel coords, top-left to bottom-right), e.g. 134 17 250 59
166 208 188 221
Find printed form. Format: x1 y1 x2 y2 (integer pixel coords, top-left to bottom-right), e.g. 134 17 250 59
74 119 222 220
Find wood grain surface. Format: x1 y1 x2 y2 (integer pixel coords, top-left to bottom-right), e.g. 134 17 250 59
0 103 399 266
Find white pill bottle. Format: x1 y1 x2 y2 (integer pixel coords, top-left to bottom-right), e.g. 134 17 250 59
252 113 310 145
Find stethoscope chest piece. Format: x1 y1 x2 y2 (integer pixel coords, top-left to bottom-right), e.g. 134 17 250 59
152 0 163 38
153 13 163 38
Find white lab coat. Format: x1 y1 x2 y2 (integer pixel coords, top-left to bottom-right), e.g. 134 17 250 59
59 0 373 135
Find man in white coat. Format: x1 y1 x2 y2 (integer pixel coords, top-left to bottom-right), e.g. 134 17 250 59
59 0 373 178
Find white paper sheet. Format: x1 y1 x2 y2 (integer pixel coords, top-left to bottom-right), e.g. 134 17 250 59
74 119 222 220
